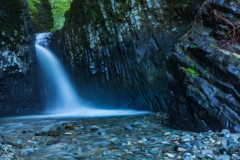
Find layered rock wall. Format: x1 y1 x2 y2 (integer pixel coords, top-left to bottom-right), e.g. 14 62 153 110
60 0 203 110
51 0 240 132
167 0 240 132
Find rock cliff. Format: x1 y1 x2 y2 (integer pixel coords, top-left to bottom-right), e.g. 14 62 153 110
58 0 240 132
58 0 204 110
29 0 54 32
167 0 240 132
0 0 41 115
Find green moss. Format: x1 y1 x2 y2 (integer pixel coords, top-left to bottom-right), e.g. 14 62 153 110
195 87 206 99
27 0 40 15
184 68 199 77
232 56 239 62
184 56 192 62
203 70 208 74
210 44 215 50
195 87 201 93
192 45 197 48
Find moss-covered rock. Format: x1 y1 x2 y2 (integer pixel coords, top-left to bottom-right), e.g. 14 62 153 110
28 0 54 32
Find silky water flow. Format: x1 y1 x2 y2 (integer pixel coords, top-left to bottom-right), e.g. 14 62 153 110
31 33 150 119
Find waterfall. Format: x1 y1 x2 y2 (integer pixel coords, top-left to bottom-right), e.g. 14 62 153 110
36 34 80 112
35 33 149 117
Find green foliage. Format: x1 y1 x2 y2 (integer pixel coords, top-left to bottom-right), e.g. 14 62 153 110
27 0 40 15
49 0 73 30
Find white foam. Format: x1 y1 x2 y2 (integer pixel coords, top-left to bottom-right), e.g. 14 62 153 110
3 109 150 119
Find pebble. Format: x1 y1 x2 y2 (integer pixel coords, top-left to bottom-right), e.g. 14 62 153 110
0 115 240 159
215 155 231 160
165 153 175 158
184 157 191 160
125 124 134 130
232 154 240 160
178 147 187 152
221 129 231 138
181 134 191 142
21 148 34 155
229 134 240 144
164 132 171 136
202 149 214 155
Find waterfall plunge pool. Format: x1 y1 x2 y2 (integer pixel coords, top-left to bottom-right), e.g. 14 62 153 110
31 33 150 119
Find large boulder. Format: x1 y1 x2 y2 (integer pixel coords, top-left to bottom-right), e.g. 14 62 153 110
56 0 204 110
167 0 240 132
0 0 41 115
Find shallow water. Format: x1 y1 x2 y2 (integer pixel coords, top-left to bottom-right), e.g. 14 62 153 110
2 109 150 120
0 115 174 160
1 114 237 160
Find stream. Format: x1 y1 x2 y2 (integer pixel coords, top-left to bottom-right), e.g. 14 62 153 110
1 114 239 160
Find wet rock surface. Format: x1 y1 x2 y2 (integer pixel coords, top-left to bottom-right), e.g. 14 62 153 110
1 114 240 160
58 0 204 110
0 0 41 115
167 0 240 132
55 0 240 132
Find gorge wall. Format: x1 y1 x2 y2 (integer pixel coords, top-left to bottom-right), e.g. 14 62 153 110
52 0 204 111
167 0 240 132
0 0 41 115
1 0 240 133
54 0 240 132
29 0 54 32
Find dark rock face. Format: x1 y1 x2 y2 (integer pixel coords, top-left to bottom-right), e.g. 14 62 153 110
167 0 240 132
30 0 54 32
51 0 240 132
0 0 41 115
60 0 204 110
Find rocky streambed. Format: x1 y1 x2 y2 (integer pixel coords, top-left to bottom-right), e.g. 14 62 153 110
0 114 240 160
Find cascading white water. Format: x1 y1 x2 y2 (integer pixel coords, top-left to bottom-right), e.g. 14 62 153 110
35 33 149 117
36 34 80 111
